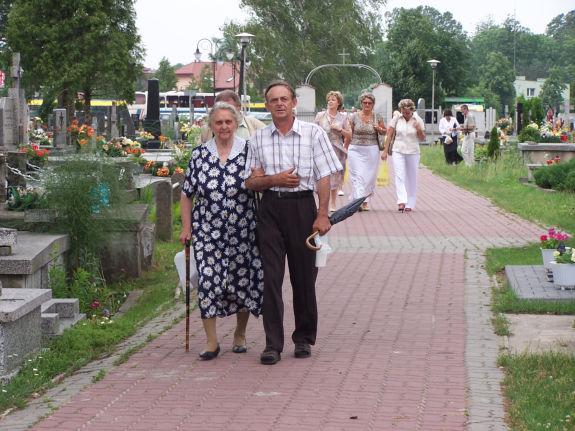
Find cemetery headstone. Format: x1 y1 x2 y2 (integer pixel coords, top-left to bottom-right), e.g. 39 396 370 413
96 113 106 136
0 154 6 204
53 109 67 148
6 152 26 188
110 102 119 139
8 53 29 147
143 79 161 147
0 97 17 152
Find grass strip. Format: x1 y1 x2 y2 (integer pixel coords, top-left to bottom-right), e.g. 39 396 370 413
498 353 575 430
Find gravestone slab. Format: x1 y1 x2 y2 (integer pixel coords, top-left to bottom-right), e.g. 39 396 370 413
0 286 52 382
6 151 26 188
505 265 575 300
0 154 6 204
0 232 69 290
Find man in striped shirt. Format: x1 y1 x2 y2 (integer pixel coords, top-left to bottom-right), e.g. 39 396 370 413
245 80 342 365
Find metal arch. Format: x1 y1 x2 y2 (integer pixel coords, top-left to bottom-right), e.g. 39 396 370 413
305 64 382 85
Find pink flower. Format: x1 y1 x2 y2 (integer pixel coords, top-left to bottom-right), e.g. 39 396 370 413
540 235 548 242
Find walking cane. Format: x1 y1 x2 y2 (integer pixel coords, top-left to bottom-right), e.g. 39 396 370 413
184 239 191 352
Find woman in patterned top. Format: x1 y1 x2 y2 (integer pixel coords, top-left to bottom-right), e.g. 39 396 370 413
314 91 352 212
348 92 386 211
180 102 264 360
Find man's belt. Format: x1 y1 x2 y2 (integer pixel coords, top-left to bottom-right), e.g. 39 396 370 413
264 190 313 199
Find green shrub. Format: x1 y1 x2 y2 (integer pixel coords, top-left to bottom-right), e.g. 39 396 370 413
42 156 127 270
517 126 541 143
487 126 500 159
534 159 575 192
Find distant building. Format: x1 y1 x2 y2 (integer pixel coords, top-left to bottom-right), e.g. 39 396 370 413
514 76 570 114
175 62 239 93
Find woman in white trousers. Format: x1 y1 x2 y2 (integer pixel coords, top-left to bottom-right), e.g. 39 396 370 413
382 99 425 212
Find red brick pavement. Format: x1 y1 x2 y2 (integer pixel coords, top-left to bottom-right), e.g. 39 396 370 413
31 166 541 431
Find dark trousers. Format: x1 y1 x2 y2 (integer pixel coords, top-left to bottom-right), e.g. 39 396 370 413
258 192 318 353
441 136 463 164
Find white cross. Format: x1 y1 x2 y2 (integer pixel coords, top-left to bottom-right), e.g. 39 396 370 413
338 49 350 64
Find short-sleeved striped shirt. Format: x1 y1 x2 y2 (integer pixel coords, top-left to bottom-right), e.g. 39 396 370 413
245 118 343 192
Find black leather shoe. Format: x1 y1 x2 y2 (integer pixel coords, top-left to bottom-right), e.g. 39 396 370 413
294 343 311 358
199 344 220 361
260 349 281 365
232 344 247 353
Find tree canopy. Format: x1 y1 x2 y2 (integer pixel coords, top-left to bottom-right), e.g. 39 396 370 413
224 0 386 107
154 57 177 92
6 0 143 118
378 6 471 106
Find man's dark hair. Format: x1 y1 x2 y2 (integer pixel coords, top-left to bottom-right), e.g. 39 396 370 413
264 79 296 101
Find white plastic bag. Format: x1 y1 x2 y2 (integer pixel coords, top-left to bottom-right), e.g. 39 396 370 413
314 234 333 267
174 249 199 291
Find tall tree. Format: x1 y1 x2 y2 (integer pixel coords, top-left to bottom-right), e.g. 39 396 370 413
154 57 177 92
477 51 516 113
6 0 143 121
224 0 386 107
539 67 567 113
380 6 471 106
546 11 575 106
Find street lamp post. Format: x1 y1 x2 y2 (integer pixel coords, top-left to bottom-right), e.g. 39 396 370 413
235 32 254 111
225 50 235 92
195 38 216 101
427 59 440 144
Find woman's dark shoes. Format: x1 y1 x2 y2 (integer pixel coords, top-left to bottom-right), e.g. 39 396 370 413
199 344 220 361
404 208 412 213
398 203 406 212
260 348 281 365
294 343 311 358
232 344 248 353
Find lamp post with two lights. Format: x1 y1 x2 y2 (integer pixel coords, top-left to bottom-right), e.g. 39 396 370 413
427 59 440 144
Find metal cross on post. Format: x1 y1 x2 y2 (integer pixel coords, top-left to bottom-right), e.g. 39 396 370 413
338 49 350 65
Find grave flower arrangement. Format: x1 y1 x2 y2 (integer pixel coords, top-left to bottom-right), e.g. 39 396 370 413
6 186 44 211
136 130 154 141
540 227 570 249
19 144 50 166
68 120 94 150
553 247 575 264
28 129 53 146
495 117 513 135
180 121 201 145
143 160 182 177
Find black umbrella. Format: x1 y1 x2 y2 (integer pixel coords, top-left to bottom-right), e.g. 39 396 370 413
306 195 370 250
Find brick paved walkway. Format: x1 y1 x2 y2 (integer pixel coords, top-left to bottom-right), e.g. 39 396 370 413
4 165 542 430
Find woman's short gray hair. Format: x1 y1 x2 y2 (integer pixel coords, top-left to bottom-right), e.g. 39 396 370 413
398 99 416 112
208 102 241 127
358 92 376 105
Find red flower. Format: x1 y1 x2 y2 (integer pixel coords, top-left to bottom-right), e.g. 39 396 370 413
540 235 548 242
90 299 101 309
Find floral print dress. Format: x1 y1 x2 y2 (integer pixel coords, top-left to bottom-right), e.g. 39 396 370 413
182 137 263 319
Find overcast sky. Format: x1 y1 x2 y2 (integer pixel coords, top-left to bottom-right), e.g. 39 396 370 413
135 0 573 69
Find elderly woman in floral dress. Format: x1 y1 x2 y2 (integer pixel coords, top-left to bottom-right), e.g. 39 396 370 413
315 91 351 212
180 102 264 360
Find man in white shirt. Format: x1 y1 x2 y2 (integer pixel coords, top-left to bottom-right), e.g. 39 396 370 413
245 80 342 365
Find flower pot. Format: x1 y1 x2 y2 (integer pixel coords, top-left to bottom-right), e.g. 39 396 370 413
540 248 556 268
548 262 575 289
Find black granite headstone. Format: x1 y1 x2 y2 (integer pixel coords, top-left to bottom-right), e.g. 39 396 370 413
143 79 161 140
